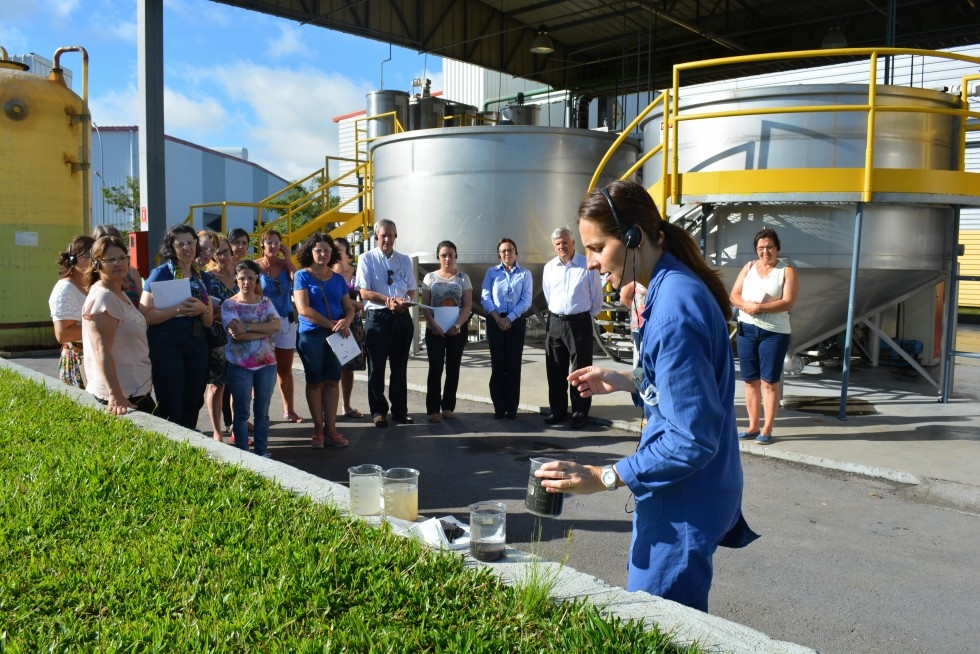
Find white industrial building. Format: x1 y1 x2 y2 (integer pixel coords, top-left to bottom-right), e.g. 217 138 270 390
90 126 289 235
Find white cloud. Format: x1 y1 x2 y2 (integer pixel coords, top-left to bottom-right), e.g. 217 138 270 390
267 23 309 60
90 86 138 127
210 61 373 180
0 25 29 53
49 0 79 19
163 88 229 137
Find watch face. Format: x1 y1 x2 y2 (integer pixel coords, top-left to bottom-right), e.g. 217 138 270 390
602 468 616 488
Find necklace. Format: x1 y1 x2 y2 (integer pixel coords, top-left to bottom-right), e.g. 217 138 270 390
311 265 331 281
436 269 457 280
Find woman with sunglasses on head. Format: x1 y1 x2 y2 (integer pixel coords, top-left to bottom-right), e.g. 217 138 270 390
480 237 533 419
222 260 280 458
421 240 472 423
534 180 757 613
49 235 95 388
82 236 156 415
140 224 214 429
729 227 798 445
92 225 143 305
293 234 354 448
255 229 304 424
331 237 366 420
202 235 238 442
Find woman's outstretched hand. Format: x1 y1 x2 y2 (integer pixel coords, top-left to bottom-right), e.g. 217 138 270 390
567 366 635 398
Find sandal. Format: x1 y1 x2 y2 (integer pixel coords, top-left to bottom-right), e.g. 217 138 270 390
427 413 441 423
311 433 325 449
344 408 364 419
326 432 349 448
284 412 305 423
442 410 455 420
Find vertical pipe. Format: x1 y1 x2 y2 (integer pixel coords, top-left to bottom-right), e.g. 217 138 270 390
839 202 864 421
940 207 962 403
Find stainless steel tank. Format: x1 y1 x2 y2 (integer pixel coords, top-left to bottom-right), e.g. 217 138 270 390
370 126 640 312
409 95 448 130
366 90 409 140
499 103 539 126
639 84 961 353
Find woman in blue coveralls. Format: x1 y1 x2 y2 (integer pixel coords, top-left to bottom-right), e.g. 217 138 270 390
536 180 757 612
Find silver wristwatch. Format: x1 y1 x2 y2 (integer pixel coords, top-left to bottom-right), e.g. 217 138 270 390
600 465 618 491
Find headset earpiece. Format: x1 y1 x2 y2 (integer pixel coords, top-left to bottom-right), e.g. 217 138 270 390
92 259 101 272
67 254 77 265
599 186 641 249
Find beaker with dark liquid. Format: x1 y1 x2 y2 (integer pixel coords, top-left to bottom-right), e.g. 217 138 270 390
469 501 507 562
525 457 564 517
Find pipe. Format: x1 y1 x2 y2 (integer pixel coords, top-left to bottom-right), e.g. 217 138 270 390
481 87 553 111
838 202 865 421
940 208 962 402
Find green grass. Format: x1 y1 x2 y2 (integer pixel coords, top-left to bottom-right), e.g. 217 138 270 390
0 369 700 653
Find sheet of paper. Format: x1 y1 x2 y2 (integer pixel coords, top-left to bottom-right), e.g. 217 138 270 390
740 282 767 303
432 306 460 332
327 331 360 366
149 278 192 308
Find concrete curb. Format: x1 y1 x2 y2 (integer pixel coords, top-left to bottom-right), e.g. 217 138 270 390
3 357 816 654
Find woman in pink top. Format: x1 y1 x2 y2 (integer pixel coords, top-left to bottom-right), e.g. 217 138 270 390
82 236 156 415
222 259 281 458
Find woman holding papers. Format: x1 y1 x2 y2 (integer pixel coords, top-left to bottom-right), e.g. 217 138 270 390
420 240 473 423
293 234 355 449
140 224 214 429
222 259 280 458
729 227 798 445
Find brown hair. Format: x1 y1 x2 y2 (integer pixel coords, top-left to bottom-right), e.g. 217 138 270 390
578 180 732 321
86 235 128 288
57 235 95 279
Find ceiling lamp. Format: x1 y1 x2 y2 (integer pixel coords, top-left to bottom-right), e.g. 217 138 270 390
821 26 848 49
530 25 554 54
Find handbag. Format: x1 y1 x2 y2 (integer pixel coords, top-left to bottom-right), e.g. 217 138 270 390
58 342 84 388
205 320 228 348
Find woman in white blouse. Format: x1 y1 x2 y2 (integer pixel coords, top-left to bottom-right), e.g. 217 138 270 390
48 235 94 387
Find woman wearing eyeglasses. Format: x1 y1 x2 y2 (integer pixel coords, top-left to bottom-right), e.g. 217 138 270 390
82 235 155 415
222 259 281 458
256 229 304 424
480 237 533 419
49 235 95 388
140 224 214 429
196 229 218 269
202 236 238 442
92 224 143 305
534 181 757 613
293 234 354 448
729 227 798 445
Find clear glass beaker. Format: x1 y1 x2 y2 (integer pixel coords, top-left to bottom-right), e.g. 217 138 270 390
382 467 420 522
469 501 507 562
348 464 383 516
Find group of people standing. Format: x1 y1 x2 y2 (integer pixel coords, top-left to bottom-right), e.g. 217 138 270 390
48 182 799 614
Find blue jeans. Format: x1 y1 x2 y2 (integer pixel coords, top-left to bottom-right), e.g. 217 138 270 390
736 322 791 383
226 363 277 456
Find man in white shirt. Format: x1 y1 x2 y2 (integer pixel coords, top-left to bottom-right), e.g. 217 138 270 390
355 219 418 427
542 226 603 429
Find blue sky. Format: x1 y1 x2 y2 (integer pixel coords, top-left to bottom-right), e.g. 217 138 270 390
1 0 443 181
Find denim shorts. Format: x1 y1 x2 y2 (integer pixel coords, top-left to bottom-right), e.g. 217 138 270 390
296 327 342 384
736 321 791 383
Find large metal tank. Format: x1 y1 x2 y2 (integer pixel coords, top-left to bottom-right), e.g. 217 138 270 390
408 95 448 130
370 126 640 312
639 84 961 354
366 90 409 140
0 47 90 350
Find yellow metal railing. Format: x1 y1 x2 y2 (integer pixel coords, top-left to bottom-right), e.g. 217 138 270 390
591 47 980 211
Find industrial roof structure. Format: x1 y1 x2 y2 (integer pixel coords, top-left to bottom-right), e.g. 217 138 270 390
213 0 980 92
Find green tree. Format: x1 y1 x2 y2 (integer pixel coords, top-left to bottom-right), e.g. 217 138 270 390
100 175 141 232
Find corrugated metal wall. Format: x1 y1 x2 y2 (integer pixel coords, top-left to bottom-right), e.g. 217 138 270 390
90 127 287 235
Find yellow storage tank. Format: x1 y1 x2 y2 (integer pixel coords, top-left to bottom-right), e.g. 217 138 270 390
0 46 90 351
